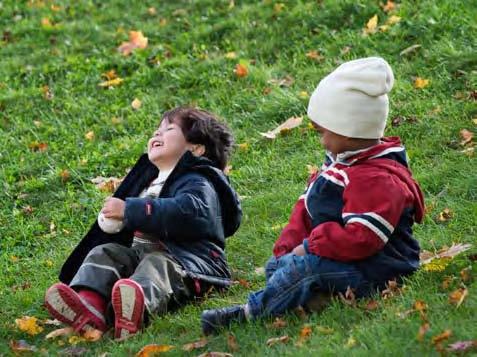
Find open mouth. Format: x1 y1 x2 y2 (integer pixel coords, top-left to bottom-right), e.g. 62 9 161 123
151 140 164 148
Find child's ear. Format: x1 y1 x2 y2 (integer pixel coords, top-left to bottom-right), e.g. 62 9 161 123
190 144 205 157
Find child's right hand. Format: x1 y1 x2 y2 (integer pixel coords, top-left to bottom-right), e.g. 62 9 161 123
97 211 125 234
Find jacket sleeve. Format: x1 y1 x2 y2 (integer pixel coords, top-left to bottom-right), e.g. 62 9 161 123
304 173 408 261
123 176 219 242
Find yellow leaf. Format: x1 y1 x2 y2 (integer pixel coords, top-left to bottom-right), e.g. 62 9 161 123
260 116 303 139
82 327 103 341
414 77 430 89
225 51 237 59
387 15 401 25
449 288 468 307
68 335 86 345
238 142 250 151
91 176 123 193
131 98 142 110
363 15 378 35
423 257 452 272
45 259 53 267
298 91 309 99
99 77 124 88
15 316 44 336
85 131 95 141
438 208 453 222
41 17 53 28
117 31 148 56
11 255 19 262
472 118 477 125
159 18 168 27
273 3 285 14
345 336 357 348
147 7 157 16
316 325 334 334
136 344 174 356
182 338 207 352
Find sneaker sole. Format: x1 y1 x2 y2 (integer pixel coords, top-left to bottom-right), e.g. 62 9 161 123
44 283 106 333
112 279 145 339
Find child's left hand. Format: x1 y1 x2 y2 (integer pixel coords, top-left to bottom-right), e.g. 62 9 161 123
292 244 306 256
101 197 126 220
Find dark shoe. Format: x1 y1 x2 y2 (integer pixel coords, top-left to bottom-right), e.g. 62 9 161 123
201 305 246 335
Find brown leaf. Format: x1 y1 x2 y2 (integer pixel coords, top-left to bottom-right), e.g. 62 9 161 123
432 330 452 345
270 317 287 329
417 322 430 341
234 279 251 288
12 282 32 292
118 31 148 56
135 344 174 356
85 131 95 141
260 116 303 139
15 316 44 335
266 335 289 347
420 243 472 268
82 328 103 342
363 299 379 311
29 141 48 152
102 69 118 81
413 300 427 313
234 63 248 78
293 306 308 320
268 75 294 87
449 287 468 307
381 280 401 299
441 276 453 290
460 267 472 282
339 286 356 306
22 205 34 215
10 340 37 353
182 338 207 352
91 176 123 193
306 50 324 61
46 327 74 339
295 325 312 346
380 0 396 12
41 85 53 100
60 169 70 182
227 334 239 352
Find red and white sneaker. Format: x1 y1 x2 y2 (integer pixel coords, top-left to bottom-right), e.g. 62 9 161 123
111 279 145 339
44 283 107 333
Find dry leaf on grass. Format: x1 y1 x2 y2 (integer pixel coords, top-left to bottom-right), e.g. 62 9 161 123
135 344 174 356
270 317 287 329
46 327 74 339
460 129 474 146
363 15 378 35
91 176 123 193
266 335 289 347
10 340 37 353
15 316 44 335
381 280 402 299
432 330 452 345
295 325 312 346
447 340 477 353
260 116 303 139
234 63 248 78
339 286 356 306
197 353 233 357
131 98 142 110
420 243 472 266
182 338 207 352
99 78 124 88
268 75 294 87
448 287 468 307
414 77 430 89
417 322 430 341
227 334 239 351
118 31 148 56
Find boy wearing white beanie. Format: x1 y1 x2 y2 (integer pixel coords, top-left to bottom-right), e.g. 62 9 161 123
201 57 425 334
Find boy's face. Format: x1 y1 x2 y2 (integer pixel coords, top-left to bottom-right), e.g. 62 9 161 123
311 122 350 155
147 118 191 169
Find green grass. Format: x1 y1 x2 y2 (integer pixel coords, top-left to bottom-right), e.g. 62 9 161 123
1 0 476 355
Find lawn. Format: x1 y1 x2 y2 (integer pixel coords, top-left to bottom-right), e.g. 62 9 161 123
1 0 476 355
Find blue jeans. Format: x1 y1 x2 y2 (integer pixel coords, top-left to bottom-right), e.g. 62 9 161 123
247 253 375 318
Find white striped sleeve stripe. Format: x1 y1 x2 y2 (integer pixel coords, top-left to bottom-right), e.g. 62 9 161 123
345 217 389 243
343 212 394 233
320 172 345 187
327 167 350 185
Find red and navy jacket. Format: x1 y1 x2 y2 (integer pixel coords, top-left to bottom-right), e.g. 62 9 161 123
273 137 425 283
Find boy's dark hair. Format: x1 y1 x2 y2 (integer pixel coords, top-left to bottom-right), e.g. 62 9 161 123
162 107 235 171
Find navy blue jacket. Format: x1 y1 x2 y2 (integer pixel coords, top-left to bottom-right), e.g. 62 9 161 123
59 151 242 288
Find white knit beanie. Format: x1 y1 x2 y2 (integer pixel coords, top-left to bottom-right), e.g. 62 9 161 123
307 57 394 139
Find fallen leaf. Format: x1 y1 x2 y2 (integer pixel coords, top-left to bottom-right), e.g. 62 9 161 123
12 282 32 292
421 243 473 265
238 142 250 151
10 340 37 353
271 318 287 329
15 316 44 335
266 335 289 347
432 330 452 345
260 116 303 139
46 327 74 339
295 325 312 346
339 286 356 307
447 340 477 353
131 98 142 110
460 129 474 146
91 176 123 193
306 50 324 61
413 300 427 313
147 7 157 16
197 353 233 357
99 77 124 88
273 3 285 14
340 46 352 55
316 325 334 334
345 336 357 348
182 338 207 352
234 63 248 78
460 267 472 282
83 328 103 342
68 335 86 345
414 77 430 89
118 31 148 56
386 15 401 25
227 334 239 352
44 319 62 326
442 276 453 290
380 0 396 12
254 267 265 276
59 346 88 356
136 344 174 356
417 322 430 341
85 131 95 141
234 279 251 288
381 280 401 299
298 91 309 99
449 287 468 307
225 51 237 59
22 205 34 215
363 15 378 35
473 118 477 125
293 306 308 320
364 299 379 311
60 169 70 182
423 257 452 272
159 18 168 27
41 85 53 100
268 75 294 87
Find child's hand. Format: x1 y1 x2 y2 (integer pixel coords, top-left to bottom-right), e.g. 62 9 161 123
292 244 306 256
101 197 126 220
